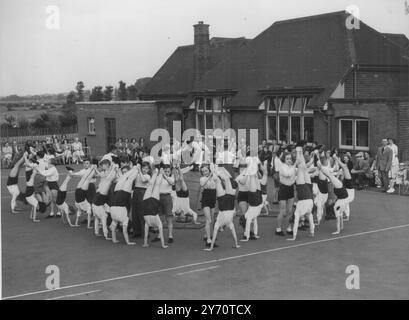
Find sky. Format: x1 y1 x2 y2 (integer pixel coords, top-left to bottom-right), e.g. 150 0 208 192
0 0 408 96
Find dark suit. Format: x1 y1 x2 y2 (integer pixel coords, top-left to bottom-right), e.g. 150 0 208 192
376 146 393 190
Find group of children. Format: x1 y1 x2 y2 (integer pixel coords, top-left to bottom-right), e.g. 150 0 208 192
5 140 356 251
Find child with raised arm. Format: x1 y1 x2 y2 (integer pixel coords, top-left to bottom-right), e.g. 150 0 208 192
6 155 26 213
92 160 118 239
205 167 240 251
335 156 355 222
287 146 315 241
172 164 199 224
55 172 75 227
241 165 264 242
110 165 139 245
318 157 349 235
69 164 96 228
24 168 46 222
200 164 218 248
142 168 168 249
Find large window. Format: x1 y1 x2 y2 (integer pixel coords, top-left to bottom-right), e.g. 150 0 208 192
265 95 314 142
303 117 314 142
290 116 301 142
339 119 369 150
195 96 229 132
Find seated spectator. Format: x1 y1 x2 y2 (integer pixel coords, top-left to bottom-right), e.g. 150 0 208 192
62 139 72 164
2 142 13 168
72 137 84 164
351 152 372 188
53 138 64 165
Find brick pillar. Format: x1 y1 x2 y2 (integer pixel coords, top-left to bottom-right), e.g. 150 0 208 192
397 100 409 161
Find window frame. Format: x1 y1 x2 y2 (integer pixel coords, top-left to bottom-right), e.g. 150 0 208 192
338 118 370 151
195 96 228 132
265 95 314 143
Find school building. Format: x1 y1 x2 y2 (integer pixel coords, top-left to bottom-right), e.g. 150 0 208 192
77 11 409 159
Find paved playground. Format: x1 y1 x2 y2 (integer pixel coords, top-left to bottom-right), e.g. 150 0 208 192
1 167 409 300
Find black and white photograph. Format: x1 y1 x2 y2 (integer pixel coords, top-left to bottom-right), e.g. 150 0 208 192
0 0 408 304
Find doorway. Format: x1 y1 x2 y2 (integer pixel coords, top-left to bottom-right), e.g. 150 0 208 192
104 118 116 152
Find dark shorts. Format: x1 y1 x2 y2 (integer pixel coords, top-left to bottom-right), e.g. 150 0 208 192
278 184 294 201
317 179 329 194
25 186 35 198
201 189 216 209
217 194 236 211
48 181 59 191
176 189 189 198
7 176 18 186
334 187 348 200
261 183 267 195
159 193 173 216
143 198 161 216
113 190 131 207
248 190 263 207
75 188 87 203
93 192 108 206
56 190 67 206
25 170 33 182
296 184 313 200
237 191 249 203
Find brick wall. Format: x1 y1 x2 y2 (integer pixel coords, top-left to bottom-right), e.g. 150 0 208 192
344 70 409 98
77 102 158 156
313 111 329 147
330 102 398 156
231 110 264 143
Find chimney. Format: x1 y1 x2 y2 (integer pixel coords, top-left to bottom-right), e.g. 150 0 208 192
193 21 211 87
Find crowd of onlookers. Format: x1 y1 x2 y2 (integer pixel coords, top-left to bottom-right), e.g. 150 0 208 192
1 134 86 168
257 137 408 195
2 134 408 194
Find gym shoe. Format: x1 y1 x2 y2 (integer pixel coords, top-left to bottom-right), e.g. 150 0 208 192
275 230 285 236
386 188 395 193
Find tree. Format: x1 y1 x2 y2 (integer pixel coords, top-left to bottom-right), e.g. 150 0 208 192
118 81 127 100
4 115 16 127
103 86 113 101
134 77 151 93
66 91 76 105
89 86 104 101
127 84 138 100
76 81 85 102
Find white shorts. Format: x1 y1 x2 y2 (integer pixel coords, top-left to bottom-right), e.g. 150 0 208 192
244 204 263 221
346 188 355 204
75 200 91 215
7 185 19 196
294 199 314 218
110 206 129 227
26 195 38 208
92 204 107 220
334 198 349 218
216 210 235 227
57 202 69 214
144 215 162 228
173 197 191 213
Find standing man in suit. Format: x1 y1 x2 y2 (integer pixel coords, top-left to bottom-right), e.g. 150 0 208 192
375 138 393 192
